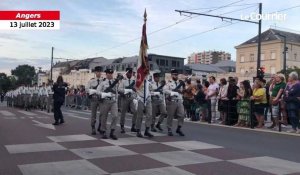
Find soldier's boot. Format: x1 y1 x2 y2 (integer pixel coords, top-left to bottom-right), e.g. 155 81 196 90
97 123 101 133
168 128 173 136
150 124 157 132
109 129 118 140
176 126 185 136
136 129 143 138
131 124 137 132
120 125 126 134
101 131 108 139
144 127 154 138
91 127 96 135
156 122 163 131
59 119 65 124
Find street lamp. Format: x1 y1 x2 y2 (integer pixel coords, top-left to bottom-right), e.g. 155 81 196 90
275 33 288 77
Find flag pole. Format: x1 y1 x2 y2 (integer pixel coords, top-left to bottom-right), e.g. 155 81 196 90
143 9 147 107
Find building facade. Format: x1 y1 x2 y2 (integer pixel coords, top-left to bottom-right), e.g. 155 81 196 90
236 28 300 75
188 51 231 64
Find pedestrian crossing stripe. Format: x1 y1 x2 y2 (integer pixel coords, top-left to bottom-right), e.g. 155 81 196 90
0 110 15 116
17 110 36 116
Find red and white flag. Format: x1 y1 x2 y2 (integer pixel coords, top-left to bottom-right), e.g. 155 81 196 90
135 9 149 90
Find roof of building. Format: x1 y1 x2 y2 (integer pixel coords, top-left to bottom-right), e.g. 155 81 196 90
53 60 80 68
121 56 139 63
237 28 300 47
185 64 226 73
213 60 236 67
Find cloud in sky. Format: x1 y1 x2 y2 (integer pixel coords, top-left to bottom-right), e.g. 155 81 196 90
0 0 300 74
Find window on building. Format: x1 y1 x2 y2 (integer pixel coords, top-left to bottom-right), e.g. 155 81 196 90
177 61 180 67
261 53 265 60
121 65 125 71
271 51 276 60
249 67 254 73
240 55 245 62
240 68 245 74
156 59 159 65
250 54 254 61
150 64 153 70
166 60 168 66
160 60 165 66
270 66 276 74
294 53 297 60
134 63 137 67
172 60 176 67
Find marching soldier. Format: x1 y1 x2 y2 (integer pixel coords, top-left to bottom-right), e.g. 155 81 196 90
46 80 54 113
149 72 167 132
24 85 32 111
118 67 138 133
39 83 48 111
32 84 39 109
87 66 103 135
97 68 120 140
19 85 26 108
135 77 154 138
164 69 185 136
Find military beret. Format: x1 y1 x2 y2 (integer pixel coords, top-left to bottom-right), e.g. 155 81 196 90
126 67 133 72
170 69 178 74
153 73 160 77
105 68 114 74
93 66 102 72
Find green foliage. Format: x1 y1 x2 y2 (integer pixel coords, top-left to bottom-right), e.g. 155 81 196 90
278 66 300 77
11 64 36 86
0 73 11 92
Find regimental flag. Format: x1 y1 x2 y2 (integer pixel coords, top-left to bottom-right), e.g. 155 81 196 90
135 9 150 90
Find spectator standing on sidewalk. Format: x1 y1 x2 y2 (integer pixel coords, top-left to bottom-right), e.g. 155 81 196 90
251 79 267 128
284 72 300 133
206 76 219 123
236 80 252 127
268 74 286 130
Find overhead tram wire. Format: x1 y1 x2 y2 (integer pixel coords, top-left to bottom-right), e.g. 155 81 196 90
77 0 248 60
149 4 300 51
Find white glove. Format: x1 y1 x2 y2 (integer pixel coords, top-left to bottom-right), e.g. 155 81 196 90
151 92 160 96
124 89 133 95
101 92 112 99
89 89 97 95
170 91 179 97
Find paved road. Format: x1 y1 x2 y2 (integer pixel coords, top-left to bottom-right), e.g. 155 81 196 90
1 103 300 175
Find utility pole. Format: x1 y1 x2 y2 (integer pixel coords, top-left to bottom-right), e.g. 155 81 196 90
276 33 287 77
175 3 262 78
50 47 54 81
256 3 262 77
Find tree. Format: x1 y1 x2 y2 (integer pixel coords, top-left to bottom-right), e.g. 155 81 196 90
11 64 36 86
0 73 11 92
278 66 300 78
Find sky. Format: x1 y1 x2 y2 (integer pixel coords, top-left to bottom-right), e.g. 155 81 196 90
0 0 300 75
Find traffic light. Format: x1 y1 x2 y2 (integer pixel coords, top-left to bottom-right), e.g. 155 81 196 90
257 67 265 78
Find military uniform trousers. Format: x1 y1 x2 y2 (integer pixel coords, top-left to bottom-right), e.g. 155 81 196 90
32 94 39 108
99 99 118 132
40 95 47 109
136 99 152 130
47 95 53 112
151 99 167 125
24 95 31 109
120 96 137 126
166 99 184 128
90 97 101 127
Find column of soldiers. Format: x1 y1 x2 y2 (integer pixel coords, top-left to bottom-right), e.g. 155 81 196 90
87 67 186 140
5 82 54 113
